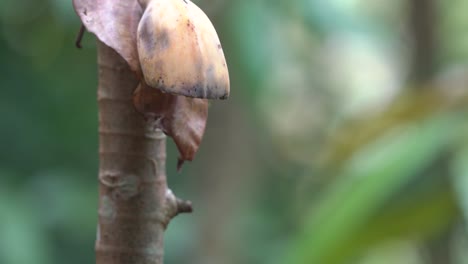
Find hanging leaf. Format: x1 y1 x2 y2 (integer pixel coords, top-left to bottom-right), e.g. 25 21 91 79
133 82 208 169
72 0 142 72
137 0 230 99
73 0 228 167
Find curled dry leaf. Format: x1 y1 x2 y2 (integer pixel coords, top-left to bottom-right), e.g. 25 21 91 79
74 0 228 167
137 0 230 99
73 0 142 72
133 82 208 169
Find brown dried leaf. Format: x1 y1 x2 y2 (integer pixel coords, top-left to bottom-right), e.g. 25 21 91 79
137 0 230 99
133 82 208 168
73 0 142 72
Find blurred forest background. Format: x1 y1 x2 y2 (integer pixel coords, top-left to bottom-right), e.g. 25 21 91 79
1 0 468 263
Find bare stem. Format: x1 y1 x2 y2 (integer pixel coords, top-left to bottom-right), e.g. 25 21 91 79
95 41 189 264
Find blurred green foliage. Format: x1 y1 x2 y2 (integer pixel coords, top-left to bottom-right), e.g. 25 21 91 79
1 0 468 264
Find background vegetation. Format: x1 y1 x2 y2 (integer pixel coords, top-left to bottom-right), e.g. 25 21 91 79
1 0 468 263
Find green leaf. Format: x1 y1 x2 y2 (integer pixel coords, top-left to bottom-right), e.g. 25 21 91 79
285 114 462 264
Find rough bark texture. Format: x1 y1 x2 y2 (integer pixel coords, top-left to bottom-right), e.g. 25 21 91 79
95 41 189 264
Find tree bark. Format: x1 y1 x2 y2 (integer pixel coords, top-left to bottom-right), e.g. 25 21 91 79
408 0 436 82
95 41 191 264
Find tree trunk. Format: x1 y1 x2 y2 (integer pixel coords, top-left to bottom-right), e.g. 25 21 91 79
408 0 436 82
95 40 190 264
408 1 455 263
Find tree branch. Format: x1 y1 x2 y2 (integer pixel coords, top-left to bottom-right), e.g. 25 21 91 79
95 40 190 264
408 0 436 82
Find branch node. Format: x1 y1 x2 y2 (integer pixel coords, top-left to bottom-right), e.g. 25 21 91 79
176 198 193 214
165 189 193 225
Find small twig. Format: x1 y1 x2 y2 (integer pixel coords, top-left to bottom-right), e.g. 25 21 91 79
164 189 193 226
75 24 85 49
176 198 193 214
